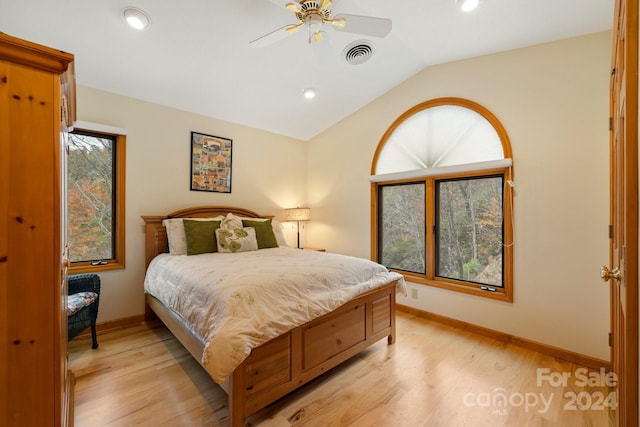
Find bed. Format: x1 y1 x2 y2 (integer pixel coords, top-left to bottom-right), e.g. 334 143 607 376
141 206 405 426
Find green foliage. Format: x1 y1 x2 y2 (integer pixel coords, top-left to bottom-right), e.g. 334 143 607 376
463 258 480 280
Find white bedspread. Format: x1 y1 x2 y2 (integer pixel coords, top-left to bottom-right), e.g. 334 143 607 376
144 247 405 383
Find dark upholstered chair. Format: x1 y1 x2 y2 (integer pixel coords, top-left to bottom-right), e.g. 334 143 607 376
67 273 100 349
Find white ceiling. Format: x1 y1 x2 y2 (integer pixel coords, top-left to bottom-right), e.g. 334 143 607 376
0 0 613 141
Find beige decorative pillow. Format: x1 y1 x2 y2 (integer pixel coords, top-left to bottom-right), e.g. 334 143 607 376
215 227 258 253
270 219 289 247
220 212 244 230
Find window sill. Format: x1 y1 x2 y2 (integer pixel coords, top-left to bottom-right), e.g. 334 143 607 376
69 260 125 275
397 271 512 302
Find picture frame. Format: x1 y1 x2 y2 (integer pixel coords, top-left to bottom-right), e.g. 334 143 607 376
190 131 232 193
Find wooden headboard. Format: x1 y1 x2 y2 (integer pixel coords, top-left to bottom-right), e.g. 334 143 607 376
141 206 269 269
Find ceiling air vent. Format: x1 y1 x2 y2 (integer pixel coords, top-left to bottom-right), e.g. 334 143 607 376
343 40 374 65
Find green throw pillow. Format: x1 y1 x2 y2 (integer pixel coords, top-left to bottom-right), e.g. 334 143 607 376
183 220 221 255
242 219 278 249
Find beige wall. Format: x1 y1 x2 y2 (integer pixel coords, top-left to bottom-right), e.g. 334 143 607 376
76 87 307 323
307 32 612 361
79 31 612 362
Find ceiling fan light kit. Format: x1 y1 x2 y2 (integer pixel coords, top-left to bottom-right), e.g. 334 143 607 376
250 0 392 48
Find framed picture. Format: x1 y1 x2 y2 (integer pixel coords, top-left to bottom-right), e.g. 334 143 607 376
190 131 232 193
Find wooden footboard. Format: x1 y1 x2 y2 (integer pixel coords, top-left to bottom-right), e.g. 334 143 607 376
142 206 399 426
227 280 396 425
146 279 396 426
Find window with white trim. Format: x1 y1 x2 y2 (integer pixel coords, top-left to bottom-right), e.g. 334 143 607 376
371 98 514 301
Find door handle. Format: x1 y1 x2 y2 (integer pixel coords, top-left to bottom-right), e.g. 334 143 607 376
601 266 622 282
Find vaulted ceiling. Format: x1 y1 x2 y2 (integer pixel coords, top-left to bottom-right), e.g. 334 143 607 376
0 0 613 140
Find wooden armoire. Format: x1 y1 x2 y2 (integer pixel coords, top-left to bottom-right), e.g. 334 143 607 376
0 33 76 426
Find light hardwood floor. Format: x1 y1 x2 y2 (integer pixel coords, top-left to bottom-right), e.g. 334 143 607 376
69 312 615 426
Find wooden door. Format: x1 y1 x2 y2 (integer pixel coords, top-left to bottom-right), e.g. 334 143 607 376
608 0 638 425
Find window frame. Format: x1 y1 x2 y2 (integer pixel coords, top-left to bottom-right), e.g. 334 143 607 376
67 126 126 274
370 98 513 302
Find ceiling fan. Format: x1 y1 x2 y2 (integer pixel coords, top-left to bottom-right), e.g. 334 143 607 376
250 0 392 48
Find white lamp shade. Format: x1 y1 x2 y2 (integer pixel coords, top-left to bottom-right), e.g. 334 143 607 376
285 207 311 221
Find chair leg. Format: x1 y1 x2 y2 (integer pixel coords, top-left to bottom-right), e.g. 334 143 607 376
91 324 98 349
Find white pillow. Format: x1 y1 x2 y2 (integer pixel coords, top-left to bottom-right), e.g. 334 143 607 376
220 213 289 247
163 216 224 255
216 227 258 253
220 212 244 230
270 219 289 247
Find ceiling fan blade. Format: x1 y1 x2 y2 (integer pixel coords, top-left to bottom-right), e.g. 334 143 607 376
286 2 301 13
249 24 300 48
319 0 333 10
332 14 392 38
286 22 304 33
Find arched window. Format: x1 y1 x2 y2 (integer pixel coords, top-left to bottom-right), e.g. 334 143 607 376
370 98 514 301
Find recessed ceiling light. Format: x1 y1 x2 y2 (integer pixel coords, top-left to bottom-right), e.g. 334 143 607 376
302 88 317 100
122 7 150 30
458 0 479 12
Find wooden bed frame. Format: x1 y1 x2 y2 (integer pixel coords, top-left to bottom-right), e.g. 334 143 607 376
142 206 398 427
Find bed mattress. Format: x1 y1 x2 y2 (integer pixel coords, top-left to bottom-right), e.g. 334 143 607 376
144 247 405 383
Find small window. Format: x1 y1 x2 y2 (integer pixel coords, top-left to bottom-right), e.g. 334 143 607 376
371 98 513 301
379 182 426 274
67 126 126 273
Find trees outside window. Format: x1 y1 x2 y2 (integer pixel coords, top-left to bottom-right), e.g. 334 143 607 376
379 182 426 274
371 98 513 301
436 175 503 287
67 128 125 273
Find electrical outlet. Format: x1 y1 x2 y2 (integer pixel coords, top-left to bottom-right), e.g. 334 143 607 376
411 288 418 299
